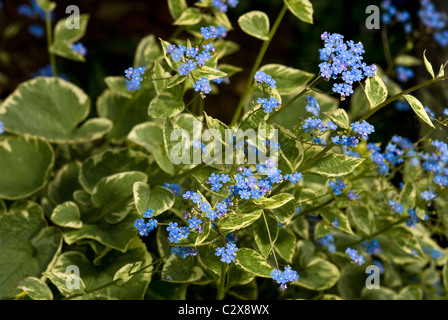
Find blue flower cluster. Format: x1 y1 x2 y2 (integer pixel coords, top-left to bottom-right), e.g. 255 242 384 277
134 209 158 236
18 0 50 38
421 188 436 201
418 0 448 47
270 266 299 291
201 0 239 13
257 97 281 114
215 242 239 263
421 139 448 187
331 120 374 149
345 248 365 266
423 248 445 259
406 209 427 228
167 221 190 243
0 121 4 135
305 96 320 117
72 42 87 57
388 200 404 214
328 178 346 196
381 0 413 34
193 77 212 97
316 233 336 253
254 71 277 89
367 135 417 176
396 66 415 83
319 32 377 99
124 66 146 91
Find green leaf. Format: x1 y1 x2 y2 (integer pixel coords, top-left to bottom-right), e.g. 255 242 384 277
148 93 185 119
196 221 211 245
259 64 314 95
423 50 435 79
238 11 270 41
403 95 435 128
113 261 143 285
43 271 86 296
269 201 296 225
50 238 152 299
324 108 350 130
173 8 202 26
274 124 304 171
80 149 152 194
48 161 82 204
253 193 294 209
63 211 140 252
274 228 296 263
0 137 54 200
305 153 364 178
167 0 188 20
133 182 175 216
394 54 422 67
235 248 273 278
36 0 56 12
0 77 111 143
253 212 279 258
320 207 354 235
153 142 176 175
127 122 164 153
97 86 157 142
296 260 340 291
0 204 62 299
50 15 89 62
53 14 89 44
364 73 388 109
348 204 374 235
399 181 416 213
162 255 205 283
134 34 161 68
17 277 53 300
285 0 314 24
361 287 397 300
104 76 133 98
91 171 148 224
50 201 82 229
397 286 423 300
218 209 263 233
204 112 229 145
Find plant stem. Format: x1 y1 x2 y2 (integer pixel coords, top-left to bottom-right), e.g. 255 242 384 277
230 4 288 126
45 12 57 77
262 211 279 269
216 263 227 300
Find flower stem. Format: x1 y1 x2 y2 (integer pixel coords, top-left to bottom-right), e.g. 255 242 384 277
230 4 288 126
45 12 57 78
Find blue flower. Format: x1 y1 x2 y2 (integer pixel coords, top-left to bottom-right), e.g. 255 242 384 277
216 242 239 264
328 178 346 195
72 42 87 56
345 248 365 265
193 77 212 97
305 96 320 117
28 24 45 38
270 266 299 291
388 200 404 214
316 233 336 253
421 189 436 201
396 66 414 82
0 121 4 135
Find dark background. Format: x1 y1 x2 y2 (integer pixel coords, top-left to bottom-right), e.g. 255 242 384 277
1 0 447 142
